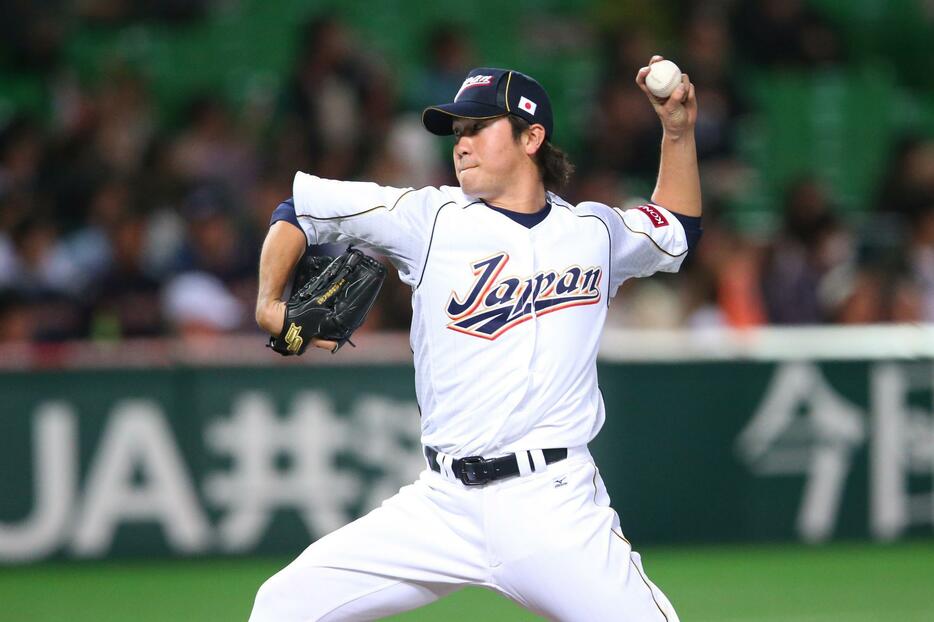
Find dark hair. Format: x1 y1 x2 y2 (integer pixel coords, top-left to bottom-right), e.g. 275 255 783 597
507 115 575 191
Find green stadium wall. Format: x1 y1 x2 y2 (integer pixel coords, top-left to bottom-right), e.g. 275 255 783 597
1 358 932 563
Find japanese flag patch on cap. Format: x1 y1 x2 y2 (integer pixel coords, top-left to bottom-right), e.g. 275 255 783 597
518 96 537 115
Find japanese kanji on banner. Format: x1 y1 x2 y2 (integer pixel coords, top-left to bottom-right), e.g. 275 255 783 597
2 360 933 562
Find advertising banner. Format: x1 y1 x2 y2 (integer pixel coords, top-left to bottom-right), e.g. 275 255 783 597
2 359 932 562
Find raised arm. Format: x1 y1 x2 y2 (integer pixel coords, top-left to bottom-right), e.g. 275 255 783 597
635 55 702 218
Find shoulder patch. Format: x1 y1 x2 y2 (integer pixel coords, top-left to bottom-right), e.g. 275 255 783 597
636 204 669 228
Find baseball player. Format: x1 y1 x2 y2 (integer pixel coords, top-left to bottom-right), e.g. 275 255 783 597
252 56 701 621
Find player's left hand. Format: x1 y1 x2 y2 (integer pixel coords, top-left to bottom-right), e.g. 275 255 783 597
267 247 387 356
635 55 697 139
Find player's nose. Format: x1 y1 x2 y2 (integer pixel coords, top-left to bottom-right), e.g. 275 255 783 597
454 135 472 156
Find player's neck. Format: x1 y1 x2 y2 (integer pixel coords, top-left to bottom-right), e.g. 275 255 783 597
482 177 547 215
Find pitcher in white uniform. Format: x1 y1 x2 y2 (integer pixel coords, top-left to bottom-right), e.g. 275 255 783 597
252 56 701 621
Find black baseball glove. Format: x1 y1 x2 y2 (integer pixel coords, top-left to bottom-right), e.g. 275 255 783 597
268 247 387 355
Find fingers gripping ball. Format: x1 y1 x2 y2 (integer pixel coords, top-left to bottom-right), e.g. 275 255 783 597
268 247 387 355
646 60 682 99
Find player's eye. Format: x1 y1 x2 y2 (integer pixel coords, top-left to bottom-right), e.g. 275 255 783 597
453 121 485 141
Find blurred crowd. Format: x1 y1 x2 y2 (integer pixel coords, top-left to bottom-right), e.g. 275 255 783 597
1 0 934 345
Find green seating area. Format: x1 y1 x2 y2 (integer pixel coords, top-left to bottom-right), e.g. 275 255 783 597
2 0 933 223
34 0 598 135
744 67 910 215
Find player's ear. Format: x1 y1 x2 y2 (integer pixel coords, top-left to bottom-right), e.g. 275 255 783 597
523 124 546 156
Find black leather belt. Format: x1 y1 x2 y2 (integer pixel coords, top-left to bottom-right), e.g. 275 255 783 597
425 447 568 486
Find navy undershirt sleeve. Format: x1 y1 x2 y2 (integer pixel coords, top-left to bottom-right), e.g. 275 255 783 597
269 197 301 230
671 212 703 253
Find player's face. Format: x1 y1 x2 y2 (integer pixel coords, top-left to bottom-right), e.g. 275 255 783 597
452 116 525 198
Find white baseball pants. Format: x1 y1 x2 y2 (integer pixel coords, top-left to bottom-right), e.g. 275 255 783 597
249 448 679 621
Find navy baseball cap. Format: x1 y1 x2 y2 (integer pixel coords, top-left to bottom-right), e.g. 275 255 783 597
422 67 554 140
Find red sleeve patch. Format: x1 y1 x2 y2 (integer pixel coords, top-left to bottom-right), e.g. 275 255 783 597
636 204 669 228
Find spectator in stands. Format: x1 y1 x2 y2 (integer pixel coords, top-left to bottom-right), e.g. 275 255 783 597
1 2 931 343
407 23 475 114
833 259 921 325
566 167 627 208
581 79 661 180
0 289 34 342
599 24 661 86
761 178 854 324
76 0 209 24
177 184 255 309
579 25 662 179
364 116 447 189
177 186 244 274
8 217 89 340
92 66 156 175
8 216 65 297
55 175 132 291
89 212 163 338
278 14 393 180
247 173 294 245
168 94 257 193
162 271 245 339
0 116 44 196
876 136 934 222
681 9 745 162
681 202 766 329
904 204 934 321
0 0 67 71
731 0 844 68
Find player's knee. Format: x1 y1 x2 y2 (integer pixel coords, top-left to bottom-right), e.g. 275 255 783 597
250 568 344 622
249 575 280 622
249 571 306 622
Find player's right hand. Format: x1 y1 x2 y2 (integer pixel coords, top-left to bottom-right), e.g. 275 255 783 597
635 55 697 140
312 338 339 351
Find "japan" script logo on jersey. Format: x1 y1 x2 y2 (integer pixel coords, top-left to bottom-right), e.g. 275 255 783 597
445 252 602 340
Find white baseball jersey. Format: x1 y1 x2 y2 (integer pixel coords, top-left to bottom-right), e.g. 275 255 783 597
291 172 688 457
251 172 689 622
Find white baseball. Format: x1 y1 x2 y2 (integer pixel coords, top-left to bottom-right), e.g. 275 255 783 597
645 60 682 99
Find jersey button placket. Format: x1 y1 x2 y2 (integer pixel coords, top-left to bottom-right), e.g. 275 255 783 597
509 233 537 425
526 229 541 381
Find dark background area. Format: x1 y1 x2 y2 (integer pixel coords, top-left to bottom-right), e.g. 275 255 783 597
2 0 934 345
